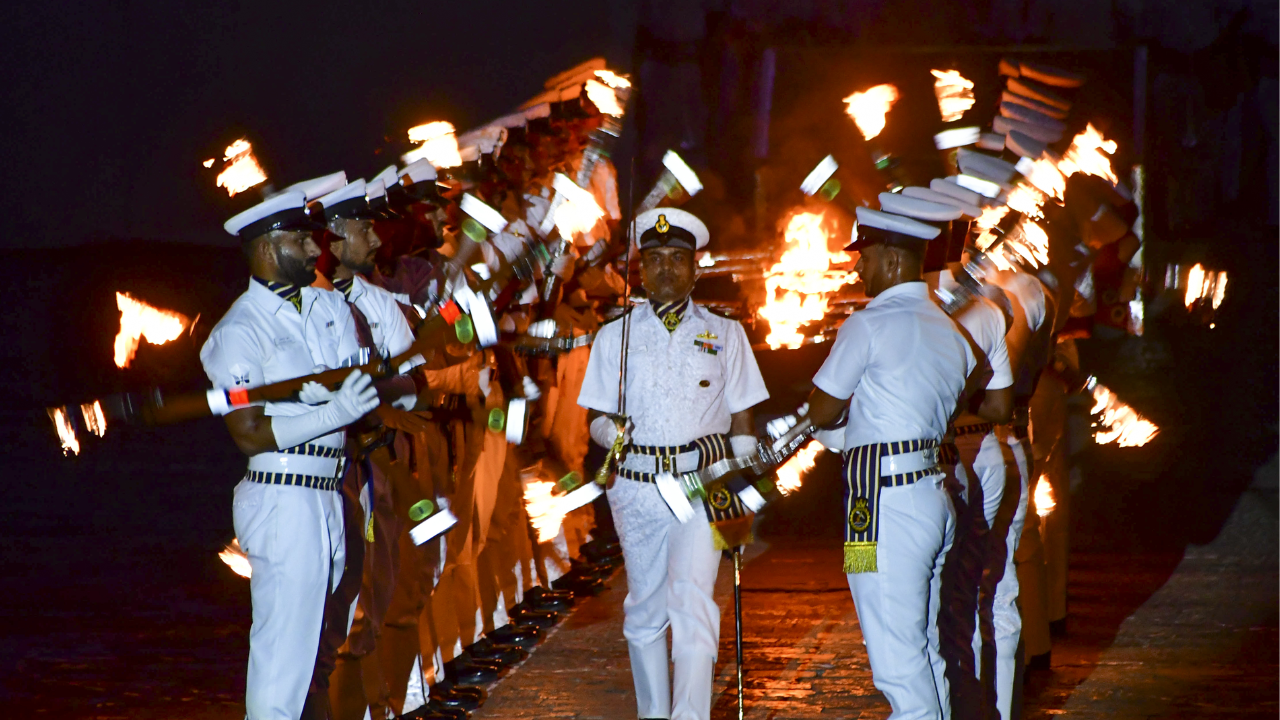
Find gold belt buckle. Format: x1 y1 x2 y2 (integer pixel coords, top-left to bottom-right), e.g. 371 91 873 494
660 455 672 473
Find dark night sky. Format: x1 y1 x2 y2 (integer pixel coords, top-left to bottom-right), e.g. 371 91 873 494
0 1 629 248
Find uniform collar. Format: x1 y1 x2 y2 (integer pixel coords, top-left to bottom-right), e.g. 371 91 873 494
251 276 304 313
650 296 692 333
866 280 929 309
333 275 356 300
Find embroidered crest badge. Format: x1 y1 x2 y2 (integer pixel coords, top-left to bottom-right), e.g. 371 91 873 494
849 497 872 533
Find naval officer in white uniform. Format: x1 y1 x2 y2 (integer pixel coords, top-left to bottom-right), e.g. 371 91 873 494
805 205 985 720
578 208 769 720
201 191 380 720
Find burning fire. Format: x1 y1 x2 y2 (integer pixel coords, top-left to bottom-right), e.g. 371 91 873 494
594 69 631 89
1184 263 1228 310
1090 380 1159 447
80 401 107 438
219 539 252 579
584 79 625 117
1033 475 1056 517
1058 124 1119 186
931 70 975 123
1020 157 1066 200
47 407 80 456
552 174 606 239
1006 184 1047 219
215 139 268 197
523 480 568 543
758 212 853 349
114 292 190 368
405 121 463 168
843 84 899 141
776 441 820 496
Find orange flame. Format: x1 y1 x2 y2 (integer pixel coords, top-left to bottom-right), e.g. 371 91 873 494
594 69 632 89
842 84 899 140
47 407 80 456
1021 157 1066 200
1090 381 1159 447
553 178 606 239
113 292 190 368
1184 264 1229 311
80 401 107 438
523 480 567 543
758 212 853 349
584 79 625 117
215 139 268 197
1033 475 1056 517
1057 124 1119 186
405 121 463 168
1006 184 1046 219
776 441 820 496
931 70 975 123
219 539 252 578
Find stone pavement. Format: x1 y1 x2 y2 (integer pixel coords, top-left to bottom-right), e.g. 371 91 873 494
471 466 1278 720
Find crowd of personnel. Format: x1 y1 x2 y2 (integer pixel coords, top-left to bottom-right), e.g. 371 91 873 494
199 56 1136 720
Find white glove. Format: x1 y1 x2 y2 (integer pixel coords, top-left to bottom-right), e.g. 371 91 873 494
527 318 558 339
298 381 334 405
590 414 630 449
730 435 757 459
813 426 846 452
521 375 541 401
766 403 811 439
271 370 379 450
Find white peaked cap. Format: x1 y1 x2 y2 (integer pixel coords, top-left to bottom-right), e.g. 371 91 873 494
223 190 313 237
282 171 347 202
933 126 980 150
903 186 983 218
879 192 963 221
399 158 438 185
1000 102 1067 131
634 207 709 250
930 177 985 207
855 207 941 240
370 165 399 189
318 178 367 209
366 180 388 202
977 132 1006 151
993 115 1064 144
947 174 1007 199
957 148 1018 184
1001 90 1068 119
1006 130 1048 160
1019 62 1085 88
1006 77 1071 111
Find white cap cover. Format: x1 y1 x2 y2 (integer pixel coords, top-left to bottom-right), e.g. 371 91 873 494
903 186 982 218
370 165 399 190
318 179 367 210
957 148 1018 184
879 192 963 222
223 191 316 238
930 177 985 207
993 115 1064 144
854 207 941 241
634 207 709 250
399 158 438 185
282 171 347 202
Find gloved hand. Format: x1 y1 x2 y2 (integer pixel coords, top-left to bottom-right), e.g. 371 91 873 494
298 365 334 405
590 414 631 449
521 375 541 401
478 367 492 398
730 435 758 458
527 318 559 339
272 370 380 450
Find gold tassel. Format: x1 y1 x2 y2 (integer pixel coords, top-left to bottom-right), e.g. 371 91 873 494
710 517 755 551
843 541 877 574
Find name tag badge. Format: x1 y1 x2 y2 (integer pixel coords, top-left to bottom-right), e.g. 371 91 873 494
273 336 296 349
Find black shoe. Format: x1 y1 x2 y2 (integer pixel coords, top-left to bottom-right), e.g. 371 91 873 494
425 700 469 720
487 622 541 649
433 680 486 702
1027 650 1052 671
1049 618 1067 637
465 638 529 665
396 707 454 719
568 558 614 579
580 538 623 564
445 658 501 685
430 686 482 711
509 602 559 628
526 586 573 611
552 574 605 596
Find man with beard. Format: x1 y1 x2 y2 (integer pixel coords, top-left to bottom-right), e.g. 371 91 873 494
201 191 380 720
314 177 429 720
578 208 769 720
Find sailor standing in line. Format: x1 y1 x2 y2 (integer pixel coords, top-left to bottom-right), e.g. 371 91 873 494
578 208 769 720
804 205 995 720
201 191 379 720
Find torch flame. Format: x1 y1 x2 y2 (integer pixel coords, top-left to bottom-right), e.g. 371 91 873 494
594 69 632 89
931 70 975 123
552 174 606 239
47 407 80 456
113 292 190 369
842 84 899 141
1057 124 1119 186
584 79 625 117
758 212 853 349
776 441 820 496
219 539 252 579
406 121 463 168
1033 475 1056 517
215 139 268 197
1090 381 1159 447
523 480 568 543
1021 157 1066 200
1212 271 1227 309
80 400 107 438
1006 184 1047 219
1183 263 1229 312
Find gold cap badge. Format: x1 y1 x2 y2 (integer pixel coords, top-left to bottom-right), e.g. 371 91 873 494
655 214 670 233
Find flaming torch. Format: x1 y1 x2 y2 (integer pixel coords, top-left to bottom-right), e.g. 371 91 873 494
932 70 975 123
215 139 268 197
843 84 899 141
47 407 81 456
1058 124 1119 186
775 441 820 496
1088 378 1159 447
404 121 463 168
758 212 854 349
1033 475 1056 517
113 292 191 369
219 539 252 579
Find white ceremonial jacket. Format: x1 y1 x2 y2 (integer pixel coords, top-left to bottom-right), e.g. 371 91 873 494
578 301 769 447
340 275 425 372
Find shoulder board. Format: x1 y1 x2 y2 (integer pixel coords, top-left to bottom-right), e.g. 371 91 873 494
599 305 637 327
695 303 738 321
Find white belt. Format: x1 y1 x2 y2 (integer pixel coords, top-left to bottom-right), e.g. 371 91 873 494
247 452 340 478
620 449 702 476
879 447 940 476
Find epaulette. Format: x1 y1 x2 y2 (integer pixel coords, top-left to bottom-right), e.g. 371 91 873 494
600 305 637 327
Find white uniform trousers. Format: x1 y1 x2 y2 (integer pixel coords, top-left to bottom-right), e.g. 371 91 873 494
609 478 721 720
848 475 956 720
233 479 346 720
958 431 1025 720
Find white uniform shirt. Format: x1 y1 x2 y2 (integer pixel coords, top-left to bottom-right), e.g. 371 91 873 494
813 282 977 449
996 270 1047 334
200 279 361 451
931 269 1013 391
578 302 769 446
339 275 425 372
